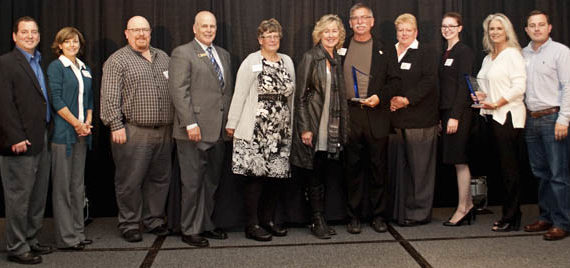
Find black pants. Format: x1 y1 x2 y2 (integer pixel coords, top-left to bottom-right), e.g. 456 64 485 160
243 176 280 226
489 113 522 221
344 108 389 220
303 151 339 214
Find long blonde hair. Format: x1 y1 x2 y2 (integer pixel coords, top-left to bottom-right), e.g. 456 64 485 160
482 13 521 54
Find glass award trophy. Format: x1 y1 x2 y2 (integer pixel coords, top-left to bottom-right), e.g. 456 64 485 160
464 74 485 108
351 66 370 102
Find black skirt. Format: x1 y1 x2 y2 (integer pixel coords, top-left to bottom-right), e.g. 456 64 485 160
440 107 472 164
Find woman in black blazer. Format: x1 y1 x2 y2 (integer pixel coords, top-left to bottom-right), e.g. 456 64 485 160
439 12 476 226
390 13 439 226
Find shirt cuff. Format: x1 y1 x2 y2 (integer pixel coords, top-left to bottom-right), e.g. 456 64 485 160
109 121 125 131
186 123 198 130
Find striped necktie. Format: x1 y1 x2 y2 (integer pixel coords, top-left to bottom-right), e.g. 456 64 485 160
206 46 225 88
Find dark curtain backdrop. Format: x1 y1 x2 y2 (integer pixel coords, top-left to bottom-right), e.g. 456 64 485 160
1 0 569 225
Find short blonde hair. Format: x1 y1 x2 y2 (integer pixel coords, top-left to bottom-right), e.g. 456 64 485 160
394 13 417 30
51 27 86 56
482 13 521 54
311 14 346 50
257 18 282 38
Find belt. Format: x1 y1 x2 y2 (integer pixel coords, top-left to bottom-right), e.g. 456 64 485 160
258 94 287 102
528 107 559 118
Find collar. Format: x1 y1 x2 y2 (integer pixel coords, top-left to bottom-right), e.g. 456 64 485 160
58 55 86 69
195 38 214 52
127 45 155 57
525 37 552 53
395 39 419 50
16 46 41 63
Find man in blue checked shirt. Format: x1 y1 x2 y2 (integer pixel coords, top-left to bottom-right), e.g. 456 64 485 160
522 10 570 241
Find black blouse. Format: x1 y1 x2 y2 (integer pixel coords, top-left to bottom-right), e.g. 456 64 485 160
438 42 474 119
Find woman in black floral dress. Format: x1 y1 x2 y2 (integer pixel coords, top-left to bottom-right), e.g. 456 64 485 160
226 18 296 241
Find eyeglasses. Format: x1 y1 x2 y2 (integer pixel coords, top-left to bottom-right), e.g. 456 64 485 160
350 15 373 21
127 28 151 34
441 25 460 30
261 34 280 40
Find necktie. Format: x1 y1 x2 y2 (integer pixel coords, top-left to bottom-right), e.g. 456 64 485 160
206 47 225 88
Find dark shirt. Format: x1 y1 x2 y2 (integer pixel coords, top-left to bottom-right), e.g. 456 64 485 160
438 42 474 119
391 42 439 129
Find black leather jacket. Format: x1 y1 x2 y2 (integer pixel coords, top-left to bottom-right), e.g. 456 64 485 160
290 44 349 170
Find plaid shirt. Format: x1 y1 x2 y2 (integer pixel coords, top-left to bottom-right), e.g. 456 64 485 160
101 45 173 131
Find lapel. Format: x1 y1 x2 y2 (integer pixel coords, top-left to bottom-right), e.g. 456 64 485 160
13 49 44 98
191 40 221 85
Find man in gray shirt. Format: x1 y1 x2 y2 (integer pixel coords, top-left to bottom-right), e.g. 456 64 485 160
341 3 401 234
522 10 570 241
101 16 173 243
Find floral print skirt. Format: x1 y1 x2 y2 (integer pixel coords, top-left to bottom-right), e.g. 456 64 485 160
232 99 291 178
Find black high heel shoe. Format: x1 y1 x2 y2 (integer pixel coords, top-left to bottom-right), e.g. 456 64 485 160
443 207 476 227
492 212 521 232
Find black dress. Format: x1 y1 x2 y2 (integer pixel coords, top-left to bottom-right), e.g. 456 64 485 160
438 42 474 164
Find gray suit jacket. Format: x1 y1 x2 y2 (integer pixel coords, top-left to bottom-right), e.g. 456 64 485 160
168 40 233 143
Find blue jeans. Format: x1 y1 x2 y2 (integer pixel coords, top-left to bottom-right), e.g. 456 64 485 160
525 113 570 231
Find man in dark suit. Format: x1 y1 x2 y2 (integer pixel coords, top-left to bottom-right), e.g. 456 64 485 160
168 10 233 247
341 3 401 234
0 16 54 265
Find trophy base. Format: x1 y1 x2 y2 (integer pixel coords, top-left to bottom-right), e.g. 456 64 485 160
471 103 483 109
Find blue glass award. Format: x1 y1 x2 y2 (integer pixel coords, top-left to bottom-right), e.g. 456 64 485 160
351 66 370 102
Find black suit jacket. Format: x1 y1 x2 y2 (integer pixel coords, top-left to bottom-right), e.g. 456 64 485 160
391 43 439 129
342 36 401 138
0 48 51 155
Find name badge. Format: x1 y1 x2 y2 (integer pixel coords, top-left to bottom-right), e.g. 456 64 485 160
252 64 262 72
163 70 169 79
198 53 208 58
81 70 92 78
337 48 347 56
400 62 411 70
444 58 454 66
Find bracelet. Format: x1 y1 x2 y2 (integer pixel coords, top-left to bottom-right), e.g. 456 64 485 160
493 103 498 109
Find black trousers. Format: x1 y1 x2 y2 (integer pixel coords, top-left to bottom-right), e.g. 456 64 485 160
243 176 280 226
302 151 338 214
344 107 389 220
489 113 523 220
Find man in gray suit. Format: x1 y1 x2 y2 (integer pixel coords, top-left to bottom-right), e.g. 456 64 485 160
168 10 233 247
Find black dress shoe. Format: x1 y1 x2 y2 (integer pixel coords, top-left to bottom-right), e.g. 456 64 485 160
30 244 55 255
122 229 143 243
347 218 361 234
8 252 42 265
200 228 228 240
80 239 93 246
399 219 430 227
59 244 85 251
245 225 272 241
370 218 388 233
260 221 288 237
492 212 521 232
149 224 170 236
328 226 337 235
182 235 209 247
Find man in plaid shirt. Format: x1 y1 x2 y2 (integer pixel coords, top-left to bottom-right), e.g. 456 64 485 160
100 15 173 243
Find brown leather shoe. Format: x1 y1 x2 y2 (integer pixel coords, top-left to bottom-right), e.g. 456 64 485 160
543 227 568 241
524 220 552 232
